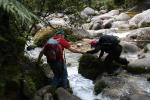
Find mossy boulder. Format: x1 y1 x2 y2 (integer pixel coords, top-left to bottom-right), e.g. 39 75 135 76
33 26 55 47
33 27 81 47
78 54 120 80
94 80 107 95
94 75 127 98
78 54 105 80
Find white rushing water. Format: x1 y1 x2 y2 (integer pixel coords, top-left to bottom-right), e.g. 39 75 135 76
66 52 109 100
25 45 109 100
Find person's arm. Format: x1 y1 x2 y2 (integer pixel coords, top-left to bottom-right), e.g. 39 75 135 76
98 50 104 59
37 50 44 63
86 45 101 54
68 47 85 54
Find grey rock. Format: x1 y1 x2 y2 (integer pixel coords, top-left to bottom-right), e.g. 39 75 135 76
115 13 130 21
120 41 140 53
55 88 81 100
129 9 150 28
72 28 92 38
128 56 150 73
82 7 96 16
33 95 42 100
36 85 52 96
125 94 150 100
44 93 54 100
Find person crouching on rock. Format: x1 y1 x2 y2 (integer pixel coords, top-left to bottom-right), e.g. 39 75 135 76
86 35 129 74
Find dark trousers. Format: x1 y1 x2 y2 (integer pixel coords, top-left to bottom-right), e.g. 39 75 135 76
48 61 68 89
104 45 128 73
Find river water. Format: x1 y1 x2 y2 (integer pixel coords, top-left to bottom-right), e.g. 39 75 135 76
25 31 150 99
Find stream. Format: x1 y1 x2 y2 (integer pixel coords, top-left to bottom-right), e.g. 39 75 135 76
25 31 150 100
25 44 108 100
66 52 108 100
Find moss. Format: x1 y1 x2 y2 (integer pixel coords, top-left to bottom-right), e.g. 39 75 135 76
126 11 138 17
94 80 107 95
79 54 121 80
79 54 105 80
34 33 55 47
34 28 81 47
126 66 150 74
0 36 8 43
144 46 149 53
24 75 36 97
104 0 117 11
0 55 49 99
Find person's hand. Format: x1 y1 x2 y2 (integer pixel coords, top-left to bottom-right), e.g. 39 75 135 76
36 59 43 66
81 51 86 54
98 57 102 61
85 51 91 54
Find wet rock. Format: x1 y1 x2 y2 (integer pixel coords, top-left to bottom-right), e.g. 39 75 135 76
36 85 52 96
120 41 140 53
129 9 150 28
94 79 107 95
126 27 150 47
102 19 113 29
44 93 54 100
94 73 150 99
128 56 150 74
76 43 83 48
78 54 119 80
55 88 81 100
80 7 98 18
115 13 131 21
78 54 104 80
89 20 103 30
95 75 129 99
111 21 129 29
108 10 120 16
99 10 107 14
48 18 69 27
87 28 117 37
72 28 91 38
123 94 150 100
91 22 103 30
82 23 91 30
91 10 119 22
138 16 150 28
80 11 88 18
82 7 96 16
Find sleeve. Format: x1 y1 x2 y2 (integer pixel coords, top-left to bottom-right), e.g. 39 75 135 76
42 44 48 53
99 50 104 58
86 45 101 54
59 39 71 49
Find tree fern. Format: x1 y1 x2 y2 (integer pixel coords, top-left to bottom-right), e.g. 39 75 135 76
0 0 40 24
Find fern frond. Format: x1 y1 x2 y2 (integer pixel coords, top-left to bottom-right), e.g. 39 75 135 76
0 0 40 24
